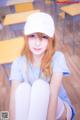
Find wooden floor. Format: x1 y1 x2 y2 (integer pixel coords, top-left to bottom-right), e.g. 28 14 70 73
0 1 80 120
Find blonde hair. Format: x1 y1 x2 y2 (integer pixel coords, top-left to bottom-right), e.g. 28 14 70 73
22 33 55 77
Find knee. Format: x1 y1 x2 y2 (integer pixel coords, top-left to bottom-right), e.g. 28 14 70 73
32 79 50 94
15 82 31 96
33 79 49 88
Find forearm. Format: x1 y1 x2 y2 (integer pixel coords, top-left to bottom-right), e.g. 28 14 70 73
9 81 21 120
47 86 58 120
47 72 63 120
9 89 15 120
47 99 57 120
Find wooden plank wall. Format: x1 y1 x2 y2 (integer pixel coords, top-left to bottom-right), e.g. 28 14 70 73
0 1 80 119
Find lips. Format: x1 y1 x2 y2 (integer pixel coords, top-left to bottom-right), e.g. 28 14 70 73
33 48 41 51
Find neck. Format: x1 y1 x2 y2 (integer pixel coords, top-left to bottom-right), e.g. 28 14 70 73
33 54 43 66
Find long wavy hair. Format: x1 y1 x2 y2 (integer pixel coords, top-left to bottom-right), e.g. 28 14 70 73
22 33 56 77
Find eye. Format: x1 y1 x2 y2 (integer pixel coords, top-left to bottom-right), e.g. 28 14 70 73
28 34 35 38
42 35 49 40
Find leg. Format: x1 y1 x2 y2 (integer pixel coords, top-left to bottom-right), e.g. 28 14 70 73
64 101 72 120
28 79 50 120
15 82 31 120
56 97 72 120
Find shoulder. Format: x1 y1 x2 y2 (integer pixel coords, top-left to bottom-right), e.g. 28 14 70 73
10 55 27 81
14 55 26 63
52 51 65 62
51 50 66 70
11 55 27 68
51 51 70 75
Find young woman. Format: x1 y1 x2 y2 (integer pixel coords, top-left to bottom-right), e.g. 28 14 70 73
9 12 75 120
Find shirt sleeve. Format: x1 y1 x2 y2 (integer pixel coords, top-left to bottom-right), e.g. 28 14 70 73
9 56 23 81
52 51 70 76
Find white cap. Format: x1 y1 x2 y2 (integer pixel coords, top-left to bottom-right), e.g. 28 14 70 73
24 12 55 38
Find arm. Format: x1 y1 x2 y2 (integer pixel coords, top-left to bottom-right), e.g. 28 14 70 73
9 80 21 120
47 72 63 120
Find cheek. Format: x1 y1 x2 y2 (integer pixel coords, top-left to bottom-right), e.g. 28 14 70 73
42 41 48 49
28 40 34 48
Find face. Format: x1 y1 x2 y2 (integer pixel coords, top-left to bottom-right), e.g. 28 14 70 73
28 33 48 57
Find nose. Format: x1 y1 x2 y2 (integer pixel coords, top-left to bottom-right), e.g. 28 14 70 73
35 38 41 46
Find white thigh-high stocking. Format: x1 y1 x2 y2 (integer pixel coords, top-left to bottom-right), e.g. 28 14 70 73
28 79 50 120
15 82 31 120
